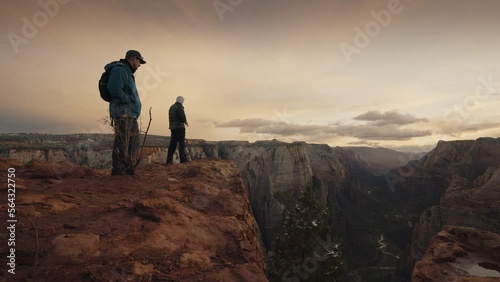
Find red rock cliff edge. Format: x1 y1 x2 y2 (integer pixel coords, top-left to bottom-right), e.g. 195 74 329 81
412 225 500 282
0 158 268 282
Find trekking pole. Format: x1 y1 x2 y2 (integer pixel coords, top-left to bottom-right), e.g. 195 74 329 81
135 107 153 167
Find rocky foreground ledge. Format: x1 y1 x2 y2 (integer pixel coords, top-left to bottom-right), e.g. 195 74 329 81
412 225 500 282
0 158 267 281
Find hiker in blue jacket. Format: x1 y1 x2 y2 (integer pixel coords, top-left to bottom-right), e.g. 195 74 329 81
107 50 146 175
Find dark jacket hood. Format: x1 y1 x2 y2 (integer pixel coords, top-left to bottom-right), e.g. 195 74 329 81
104 59 135 74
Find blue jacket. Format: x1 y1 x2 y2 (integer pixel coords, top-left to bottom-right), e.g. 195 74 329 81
106 60 142 118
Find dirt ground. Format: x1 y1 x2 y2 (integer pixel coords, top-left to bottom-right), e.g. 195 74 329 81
0 158 267 282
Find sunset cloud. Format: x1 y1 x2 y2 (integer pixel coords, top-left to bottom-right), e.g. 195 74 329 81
214 110 433 141
353 110 428 126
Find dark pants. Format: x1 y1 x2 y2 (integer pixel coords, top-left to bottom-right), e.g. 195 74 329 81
166 128 187 164
112 116 139 175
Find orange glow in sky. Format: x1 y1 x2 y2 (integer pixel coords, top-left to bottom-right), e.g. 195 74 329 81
2 0 500 152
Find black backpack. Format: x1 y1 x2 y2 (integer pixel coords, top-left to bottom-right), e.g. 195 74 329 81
98 61 126 102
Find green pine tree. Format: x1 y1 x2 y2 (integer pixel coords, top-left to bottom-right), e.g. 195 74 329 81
267 186 346 281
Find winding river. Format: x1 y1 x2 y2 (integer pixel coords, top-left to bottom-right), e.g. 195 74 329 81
377 234 400 259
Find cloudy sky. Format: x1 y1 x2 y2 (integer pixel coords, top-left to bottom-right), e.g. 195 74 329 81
2 0 500 152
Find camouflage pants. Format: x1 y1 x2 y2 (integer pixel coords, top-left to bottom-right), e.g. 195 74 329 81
112 116 139 175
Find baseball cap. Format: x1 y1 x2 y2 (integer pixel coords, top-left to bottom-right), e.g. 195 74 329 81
125 50 146 64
